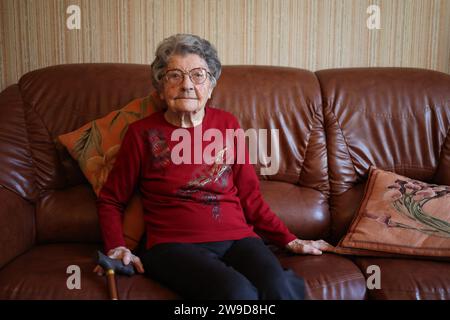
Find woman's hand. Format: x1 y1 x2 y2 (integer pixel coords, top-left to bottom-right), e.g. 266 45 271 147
93 246 145 275
286 239 334 255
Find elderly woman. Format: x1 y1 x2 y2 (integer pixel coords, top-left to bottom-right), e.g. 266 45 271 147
97 33 331 300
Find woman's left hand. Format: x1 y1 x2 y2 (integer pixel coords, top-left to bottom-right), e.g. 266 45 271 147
286 239 334 255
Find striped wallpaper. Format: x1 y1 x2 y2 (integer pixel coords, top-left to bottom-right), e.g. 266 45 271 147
1 0 449 91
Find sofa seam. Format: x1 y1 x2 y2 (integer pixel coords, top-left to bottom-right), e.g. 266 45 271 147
17 82 40 201
297 102 330 194
306 274 365 289
434 124 450 177
17 80 39 244
314 72 334 239
324 103 360 181
0 184 33 204
297 115 312 185
18 81 58 198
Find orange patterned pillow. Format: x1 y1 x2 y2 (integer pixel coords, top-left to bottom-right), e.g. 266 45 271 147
336 166 450 258
58 92 164 250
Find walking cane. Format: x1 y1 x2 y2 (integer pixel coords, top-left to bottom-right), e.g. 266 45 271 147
96 251 135 300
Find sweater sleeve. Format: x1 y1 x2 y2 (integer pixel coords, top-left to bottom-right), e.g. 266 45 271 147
96 124 143 252
231 120 297 248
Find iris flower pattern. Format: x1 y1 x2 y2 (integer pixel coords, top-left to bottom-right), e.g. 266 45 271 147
365 179 450 238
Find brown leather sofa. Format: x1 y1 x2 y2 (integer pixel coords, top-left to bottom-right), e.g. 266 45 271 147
0 64 449 300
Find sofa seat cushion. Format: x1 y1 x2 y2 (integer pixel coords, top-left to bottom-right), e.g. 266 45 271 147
354 257 450 299
0 244 178 300
276 251 367 299
1 243 367 300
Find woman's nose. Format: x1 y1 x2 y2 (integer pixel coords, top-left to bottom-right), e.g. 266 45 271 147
180 74 194 91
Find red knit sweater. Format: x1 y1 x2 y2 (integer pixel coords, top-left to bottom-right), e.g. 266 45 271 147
97 106 297 252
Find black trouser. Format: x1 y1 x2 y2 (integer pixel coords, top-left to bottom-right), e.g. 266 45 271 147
140 237 305 300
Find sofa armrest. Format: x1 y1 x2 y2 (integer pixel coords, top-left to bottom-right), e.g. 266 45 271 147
0 84 38 201
0 185 35 269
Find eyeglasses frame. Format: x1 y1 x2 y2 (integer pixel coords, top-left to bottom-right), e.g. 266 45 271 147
162 67 212 86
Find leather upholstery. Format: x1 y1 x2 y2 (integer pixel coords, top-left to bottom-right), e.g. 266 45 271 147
318 68 450 243
0 244 178 300
0 64 448 299
17 64 153 193
0 85 37 201
276 250 367 300
354 257 450 299
0 186 35 269
210 66 330 240
36 185 101 243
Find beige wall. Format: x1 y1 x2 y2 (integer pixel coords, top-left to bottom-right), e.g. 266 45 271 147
1 0 449 91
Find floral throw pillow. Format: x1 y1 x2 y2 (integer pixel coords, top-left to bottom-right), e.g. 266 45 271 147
337 166 450 258
58 92 164 250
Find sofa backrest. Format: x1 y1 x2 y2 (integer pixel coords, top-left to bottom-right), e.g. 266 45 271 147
210 66 330 240
2 64 448 247
0 64 331 244
7 64 154 243
317 68 450 243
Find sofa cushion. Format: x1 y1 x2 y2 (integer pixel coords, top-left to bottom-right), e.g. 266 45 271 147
354 257 450 299
319 68 450 243
58 93 162 195
274 249 367 300
260 181 329 239
0 243 366 300
36 185 101 244
210 66 330 240
337 167 450 258
15 64 157 245
57 93 164 250
0 244 178 300
18 64 154 192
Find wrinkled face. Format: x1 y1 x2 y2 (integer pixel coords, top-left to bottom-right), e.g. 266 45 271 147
160 54 214 114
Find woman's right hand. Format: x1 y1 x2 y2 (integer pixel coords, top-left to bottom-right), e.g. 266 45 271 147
93 246 145 275
285 239 334 255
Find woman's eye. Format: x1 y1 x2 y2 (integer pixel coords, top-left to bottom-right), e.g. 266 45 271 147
168 73 182 81
192 71 205 80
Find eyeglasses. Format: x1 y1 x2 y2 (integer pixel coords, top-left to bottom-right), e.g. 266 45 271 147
163 68 211 86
